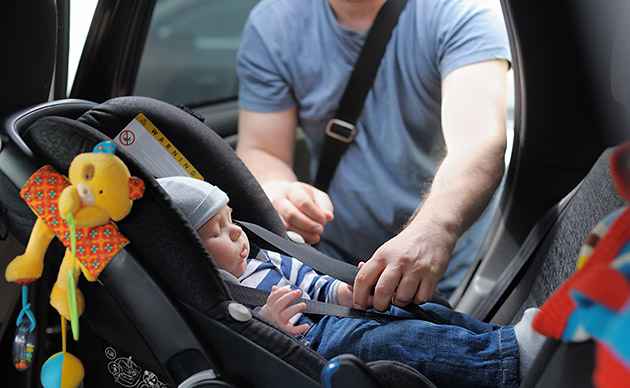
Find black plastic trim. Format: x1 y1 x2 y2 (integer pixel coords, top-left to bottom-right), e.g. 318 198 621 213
99 249 216 386
70 0 156 101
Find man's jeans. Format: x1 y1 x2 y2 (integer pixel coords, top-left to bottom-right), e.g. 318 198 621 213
296 303 519 388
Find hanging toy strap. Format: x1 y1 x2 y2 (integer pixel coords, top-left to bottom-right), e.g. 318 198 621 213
65 212 80 341
13 285 38 371
61 316 67 353
17 285 36 332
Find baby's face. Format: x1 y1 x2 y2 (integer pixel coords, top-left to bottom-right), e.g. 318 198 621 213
197 205 249 278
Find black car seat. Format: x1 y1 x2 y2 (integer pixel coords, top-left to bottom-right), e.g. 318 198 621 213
0 96 439 388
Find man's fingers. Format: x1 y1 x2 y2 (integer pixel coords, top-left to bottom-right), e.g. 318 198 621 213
352 260 385 310
286 185 330 226
311 188 334 221
371 267 402 311
265 181 332 244
392 274 421 307
274 199 323 243
275 198 322 231
414 277 438 305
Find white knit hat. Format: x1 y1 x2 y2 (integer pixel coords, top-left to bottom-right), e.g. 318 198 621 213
158 176 229 230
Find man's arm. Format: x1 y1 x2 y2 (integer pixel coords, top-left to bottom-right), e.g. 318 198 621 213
236 108 333 243
353 59 509 311
236 107 298 183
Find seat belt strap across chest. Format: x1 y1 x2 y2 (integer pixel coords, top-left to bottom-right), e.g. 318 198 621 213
313 0 408 191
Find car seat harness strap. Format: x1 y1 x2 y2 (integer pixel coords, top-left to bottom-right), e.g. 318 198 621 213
236 220 444 322
225 281 418 321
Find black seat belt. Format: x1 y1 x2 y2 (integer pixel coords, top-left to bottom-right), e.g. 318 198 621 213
223 273 416 322
240 221 358 285
470 184 579 321
236 220 446 323
313 0 408 191
239 220 451 308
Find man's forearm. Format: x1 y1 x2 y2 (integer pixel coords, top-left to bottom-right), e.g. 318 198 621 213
408 59 509 241
237 146 298 185
407 139 505 240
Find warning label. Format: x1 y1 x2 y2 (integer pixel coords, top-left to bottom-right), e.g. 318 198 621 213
114 114 203 180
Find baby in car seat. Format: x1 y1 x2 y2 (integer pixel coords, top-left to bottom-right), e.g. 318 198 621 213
158 176 544 388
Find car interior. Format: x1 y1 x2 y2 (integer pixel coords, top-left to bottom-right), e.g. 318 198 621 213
0 0 627 387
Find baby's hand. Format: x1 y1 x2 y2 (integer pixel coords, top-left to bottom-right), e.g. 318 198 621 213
336 283 355 308
261 286 311 335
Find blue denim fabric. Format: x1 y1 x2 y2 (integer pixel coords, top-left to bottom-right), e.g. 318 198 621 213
296 303 519 388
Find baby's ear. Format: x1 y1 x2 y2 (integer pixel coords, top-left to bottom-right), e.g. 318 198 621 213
129 176 145 200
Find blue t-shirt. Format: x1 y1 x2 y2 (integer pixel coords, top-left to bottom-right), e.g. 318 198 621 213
237 0 511 269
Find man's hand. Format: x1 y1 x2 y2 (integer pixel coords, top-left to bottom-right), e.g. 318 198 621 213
260 286 311 335
237 108 334 243
337 262 373 309
263 180 334 244
352 221 454 311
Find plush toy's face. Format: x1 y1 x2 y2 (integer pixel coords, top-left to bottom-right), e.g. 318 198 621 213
68 152 134 222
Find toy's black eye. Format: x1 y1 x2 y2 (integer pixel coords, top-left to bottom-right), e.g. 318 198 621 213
99 190 103 194
82 164 95 181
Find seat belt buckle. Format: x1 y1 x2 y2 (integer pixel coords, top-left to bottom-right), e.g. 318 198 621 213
325 119 356 143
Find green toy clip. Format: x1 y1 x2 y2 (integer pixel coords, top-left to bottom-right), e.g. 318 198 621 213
66 212 80 341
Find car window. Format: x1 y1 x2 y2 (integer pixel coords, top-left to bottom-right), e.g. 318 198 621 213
134 0 258 107
68 0 98 95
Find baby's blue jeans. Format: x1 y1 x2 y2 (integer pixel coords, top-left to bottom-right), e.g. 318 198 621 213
296 303 519 388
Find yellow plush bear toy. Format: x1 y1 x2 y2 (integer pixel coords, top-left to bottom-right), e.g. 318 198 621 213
6 140 144 388
5 141 144 320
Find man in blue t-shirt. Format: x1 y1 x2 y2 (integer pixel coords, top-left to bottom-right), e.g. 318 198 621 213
235 0 511 311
